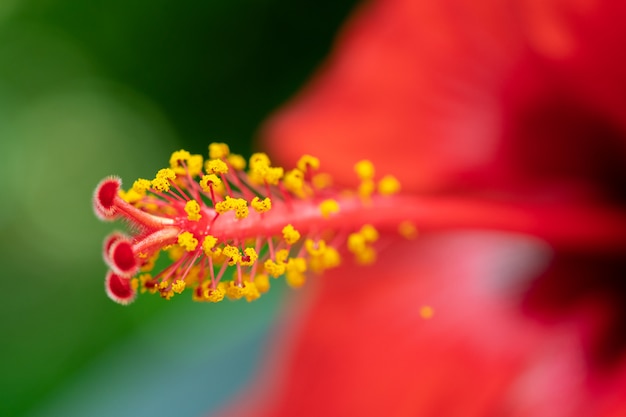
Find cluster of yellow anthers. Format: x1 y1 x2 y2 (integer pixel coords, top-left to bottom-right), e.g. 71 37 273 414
93 143 417 305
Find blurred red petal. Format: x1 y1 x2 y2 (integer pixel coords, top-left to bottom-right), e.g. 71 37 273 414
229 0 626 415
222 234 626 416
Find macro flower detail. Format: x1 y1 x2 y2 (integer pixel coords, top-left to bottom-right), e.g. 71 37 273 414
93 143 412 305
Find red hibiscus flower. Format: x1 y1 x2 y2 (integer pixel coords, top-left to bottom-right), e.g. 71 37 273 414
218 0 626 416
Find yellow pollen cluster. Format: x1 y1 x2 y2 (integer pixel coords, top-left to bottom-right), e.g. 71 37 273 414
199 174 222 192
202 235 218 256
178 231 198 252
304 239 341 273
119 178 152 203
172 279 186 294
151 168 176 192
240 248 258 266
170 150 203 176
209 142 230 159
184 199 202 221
311 172 332 189
133 179 151 193
254 274 270 293
205 159 228 175
264 249 290 277
227 154 246 170
282 224 300 245
283 169 306 197
223 281 260 302
297 155 320 172
249 152 284 185
378 175 401 195
204 286 225 303
355 160 375 180
215 196 249 219
170 150 191 170
319 199 340 218
222 245 241 266
251 196 272 213
347 224 379 265
285 257 307 288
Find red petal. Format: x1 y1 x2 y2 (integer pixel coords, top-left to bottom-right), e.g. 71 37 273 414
223 234 626 416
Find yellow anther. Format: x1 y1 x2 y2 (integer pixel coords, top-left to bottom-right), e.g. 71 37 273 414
355 246 377 265
151 177 171 192
208 246 223 261
202 235 218 256
283 169 305 196
282 224 301 245
358 179 376 199
264 259 285 278
160 289 175 300
420 305 434 319
214 196 247 218
178 231 198 252
285 258 307 288
233 198 249 219
139 273 155 294
347 233 366 253
360 224 379 242
241 247 258 266
225 281 246 300
140 251 160 272
305 239 327 256
156 168 176 181
215 196 234 214
119 188 142 203
132 179 151 193
297 155 320 172
249 153 271 169
398 221 418 239
275 249 290 264
199 174 222 192
254 274 270 293
287 257 307 273
227 153 246 170
286 272 306 288
243 282 261 302
265 166 285 185
204 286 225 303
168 244 185 261
208 142 230 159
251 196 272 213
355 160 375 180
187 154 204 177
130 278 139 291
378 175 401 195
319 199 340 218
158 281 169 290
172 279 186 294
184 199 202 221
322 247 341 269
222 245 241 266
205 159 228 175
312 173 333 189
169 149 191 172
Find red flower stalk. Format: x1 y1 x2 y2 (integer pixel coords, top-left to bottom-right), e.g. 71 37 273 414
94 145 448 304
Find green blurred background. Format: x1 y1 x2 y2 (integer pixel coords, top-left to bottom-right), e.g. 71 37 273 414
0 0 357 415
